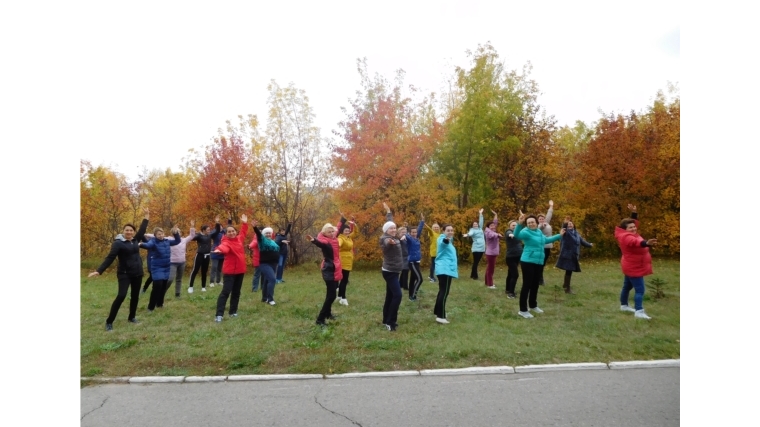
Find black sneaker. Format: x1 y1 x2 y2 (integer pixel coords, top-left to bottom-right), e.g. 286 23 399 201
390 323 398 331
105 323 113 331
175 293 180 298
316 320 327 327
409 296 417 302
507 293 516 299
128 318 139 324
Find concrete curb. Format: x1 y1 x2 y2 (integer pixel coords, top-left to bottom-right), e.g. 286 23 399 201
82 359 679 384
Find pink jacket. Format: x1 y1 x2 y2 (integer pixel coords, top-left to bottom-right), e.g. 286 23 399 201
484 220 501 256
615 220 653 277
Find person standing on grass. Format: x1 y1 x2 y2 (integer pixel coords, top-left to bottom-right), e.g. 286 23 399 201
555 218 593 295
248 233 262 292
434 224 458 324
253 223 281 306
187 219 214 293
139 226 181 312
380 219 404 331
209 215 232 288
538 200 554 286
211 214 249 322
337 212 357 306
406 213 425 301
514 212 564 319
383 202 409 291
424 221 442 283
141 255 153 294
307 222 344 327
275 223 292 284
88 208 150 331
483 210 503 290
616 204 657 320
504 220 523 299
144 222 196 298
463 209 485 280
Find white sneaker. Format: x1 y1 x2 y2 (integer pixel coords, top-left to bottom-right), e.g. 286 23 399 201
188 287 194 294
518 311 534 319
429 277 436 283
620 305 636 313
268 300 276 306
634 309 651 319
436 317 450 324
335 296 341 302
215 316 222 322
210 283 215 288
201 288 206 292
339 298 348 306
487 285 496 289
530 306 544 313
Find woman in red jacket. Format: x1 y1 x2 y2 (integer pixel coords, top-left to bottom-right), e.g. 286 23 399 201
306 221 344 327
212 214 249 322
616 204 657 320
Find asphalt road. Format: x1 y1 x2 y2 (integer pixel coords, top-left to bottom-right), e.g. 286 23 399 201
81 367 679 426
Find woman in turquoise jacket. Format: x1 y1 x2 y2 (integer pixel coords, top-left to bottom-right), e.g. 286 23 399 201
462 209 485 280
434 224 458 324
514 212 564 318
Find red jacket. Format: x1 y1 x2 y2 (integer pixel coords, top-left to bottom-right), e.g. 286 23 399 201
311 232 343 282
615 220 653 277
216 223 249 274
248 236 260 267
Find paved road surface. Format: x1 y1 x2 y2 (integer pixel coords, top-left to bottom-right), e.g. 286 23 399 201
81 367 679 426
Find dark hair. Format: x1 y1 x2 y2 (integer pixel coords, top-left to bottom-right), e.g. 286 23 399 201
525 215 538 225
619 218 636 229
537 214 546 220
337 221 348 235
442 223 454 232
486 221 494 228
123 223 136 231
201 225 209 232
226 225 238 233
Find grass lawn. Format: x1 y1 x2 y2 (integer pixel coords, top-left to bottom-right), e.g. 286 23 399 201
80 258 679 378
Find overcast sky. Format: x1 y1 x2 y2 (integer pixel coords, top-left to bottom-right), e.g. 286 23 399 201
49 0 676 180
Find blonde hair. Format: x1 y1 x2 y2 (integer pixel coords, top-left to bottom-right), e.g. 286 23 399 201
153 227 164 234
321 223 335 233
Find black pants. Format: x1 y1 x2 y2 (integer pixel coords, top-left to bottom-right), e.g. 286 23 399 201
148 279 168 310
400 269 409 290
539 248 551 285
189 253 210 288
338 270 350 299
142 272 153 291
505 256 520 294
471 252 484 279
409 262 422 298
107 274 142 324
216 273 245 316
318 280 338 322
382 271 402 327
519 262 542 312
434 274 453 319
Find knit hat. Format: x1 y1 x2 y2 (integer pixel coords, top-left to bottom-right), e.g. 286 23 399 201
382 221 395 233
262 227 273 236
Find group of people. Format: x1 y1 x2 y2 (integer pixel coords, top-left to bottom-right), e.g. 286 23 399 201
89 201 657 331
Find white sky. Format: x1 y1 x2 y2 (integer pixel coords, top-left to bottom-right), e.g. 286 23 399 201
53 0 679 180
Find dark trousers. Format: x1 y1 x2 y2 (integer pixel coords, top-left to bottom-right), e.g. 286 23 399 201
485 255 496 286
260 263 277 302
400 269 409 290
142 272 153 291
471 252 484 279
107 274 142 324
505 257 520 294
251 267 262 291
429 257 436 279
409 262 422 298
519 262 542 312
189 253 210 288
539 248 551 285
216 273 245 316
276 254 287 281
318 280 338 322
338 270 350 299
434 274 453 318
148 279 168 310
382 271 402 327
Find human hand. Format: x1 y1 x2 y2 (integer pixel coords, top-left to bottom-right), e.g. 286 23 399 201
549 200 554 207
88 271 100 278
382 202 390 213
627 204 637 213
560 228 566 236
479 208 484 214
215 215 220 223
190 220 195 227
241 214 248 223
646 238 657 246
306 234 314 241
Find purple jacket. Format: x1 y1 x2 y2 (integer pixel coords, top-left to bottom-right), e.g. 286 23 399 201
484 219 501 256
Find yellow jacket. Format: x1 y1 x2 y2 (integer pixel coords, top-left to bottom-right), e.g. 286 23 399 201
425 224 441 257
338 224 358 271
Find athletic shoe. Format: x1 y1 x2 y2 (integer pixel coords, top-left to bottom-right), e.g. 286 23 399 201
487 285 496 289
105 323 113 331
230 313 238 318
201 288 206 292
316 320 327 327
147 309 154 313
326 315 337 320
339 298 348 306
268 300 276 306
276 280 282 284
428 277 436 283
175 293 180 298
128 318 139 324
409 296 417 302
188 287 194 294
335 296 341 302
384 324 392 331
507 293 516 299
215 316 223 323
620 305 636 313
390 323 398 331
518 311 534 319
436 317 450 324
209 283 215 288
634 309 651 320
530 306 544 314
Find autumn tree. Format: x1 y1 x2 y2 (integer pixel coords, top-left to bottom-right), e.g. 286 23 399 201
80 161 135 257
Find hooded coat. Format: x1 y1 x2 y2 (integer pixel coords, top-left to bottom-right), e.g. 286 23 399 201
215 223 249 275
555 227 592 272
514 223 561 265
141 231 182 280
311 231 343 282
95 219 149 277
615 216 653 277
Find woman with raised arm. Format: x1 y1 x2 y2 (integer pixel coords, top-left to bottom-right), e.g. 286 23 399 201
380 218 404 331
209 215 232 288
462 209 485 280
253 221 281 305
424 221 442 283
514 211 564 319
504 220 523 298
139 225 181 312
483 210 503 289
88 209 150 331
187 218 214 293
307 221 344 327
248 233 262 292
337 212 357 306
555 218 593 294
143 222 196 298
275 223 292 284
211 214 249 322
383 202 409 291
616 204 657 319
434 224 458 324
406 213 425 301
537 200 554 286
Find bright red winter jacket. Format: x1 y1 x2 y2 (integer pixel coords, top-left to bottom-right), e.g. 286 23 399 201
248 236 260 267
216 223 249 275
614 219 653 277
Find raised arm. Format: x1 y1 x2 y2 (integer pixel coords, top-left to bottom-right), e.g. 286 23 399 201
383 202 393 222
479 208 484 229
169 228 182 246
134 208 150 242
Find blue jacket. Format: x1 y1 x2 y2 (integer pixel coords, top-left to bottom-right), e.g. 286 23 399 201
556 228 592 272
514 224 561 265
141 233 181 280
275 223 292 257
464 213 485 253
406 221 424 262
434 234 459 278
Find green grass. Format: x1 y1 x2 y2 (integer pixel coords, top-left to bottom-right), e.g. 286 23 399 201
80 258 680 377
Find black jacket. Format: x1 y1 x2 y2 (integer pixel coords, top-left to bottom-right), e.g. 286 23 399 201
505 228 524 259
96 219 149 277
192 232 213 254
275 223 292 257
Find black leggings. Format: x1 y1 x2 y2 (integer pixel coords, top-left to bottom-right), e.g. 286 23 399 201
409 262 422 298
189 253 210 288
107 274 142 324
142 272 153 291
519 262 542 312
471 252 484 279
434 274 453 319
338 270 350 299
216 273 245 316
505 256 520 294
148 279 168 310
318 280 338 322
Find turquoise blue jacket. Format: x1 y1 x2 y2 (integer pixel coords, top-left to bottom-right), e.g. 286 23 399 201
514 224 561 265
464 213 485 253
434 234 459 278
